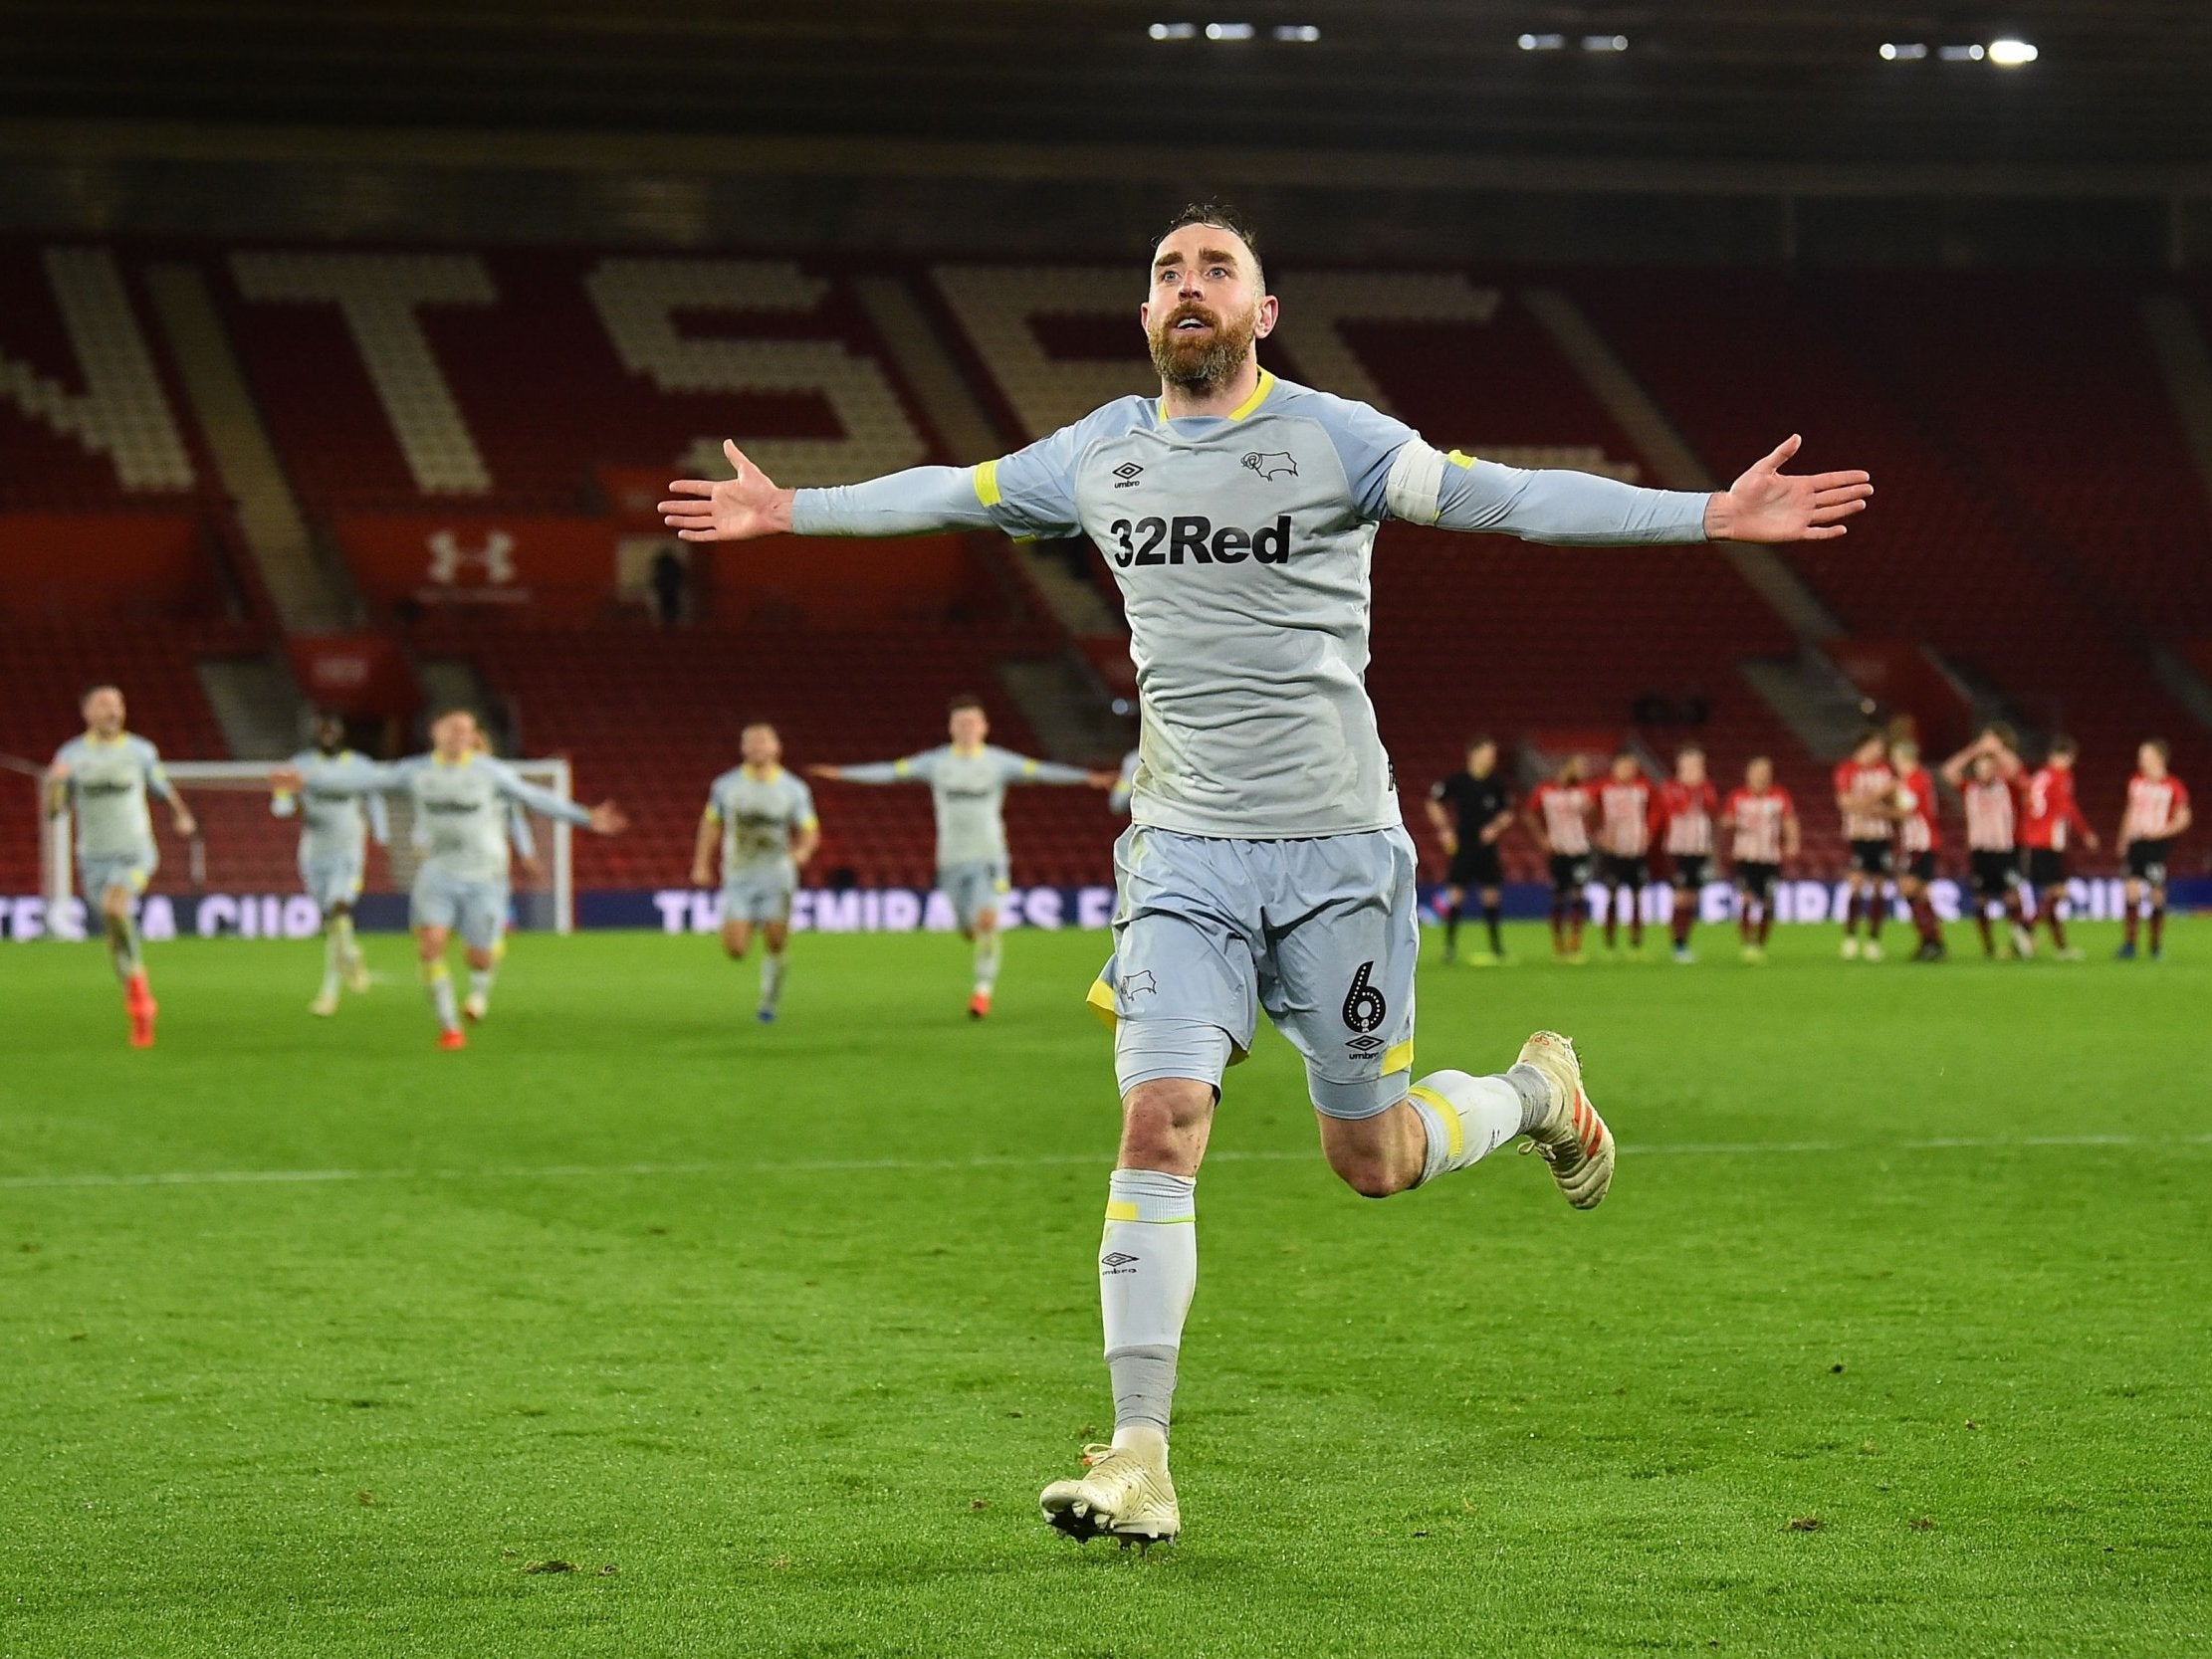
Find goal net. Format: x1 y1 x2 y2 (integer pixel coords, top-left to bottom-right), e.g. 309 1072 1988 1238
40 758 575 935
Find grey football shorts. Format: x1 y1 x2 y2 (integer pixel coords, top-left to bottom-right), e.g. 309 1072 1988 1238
410 866 510 951
722 858 797 926
78 851 156 901
300 850 365 912
941 858 1011 932
1087 824 1419 1120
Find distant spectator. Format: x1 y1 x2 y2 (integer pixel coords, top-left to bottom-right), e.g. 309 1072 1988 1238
650 546 687 626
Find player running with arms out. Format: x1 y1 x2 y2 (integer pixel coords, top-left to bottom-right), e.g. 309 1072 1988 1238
275 710 626 1048
1940 727 2034 959
662 202 1872 1544
1526 756 1599 962
809 697 1114 1019
1651 745 1720 964
46 685 196 1047
1888 738 1948 962
272 711 390 1016
1425 736 1514 965
2020 734 2098 961
1595 751 1655 957
1834 730 1897 960
693 722 820 1022
2115 739 2190 961
1722 756 1797 962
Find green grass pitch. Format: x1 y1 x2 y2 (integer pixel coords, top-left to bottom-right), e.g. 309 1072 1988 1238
3 922 2207 1658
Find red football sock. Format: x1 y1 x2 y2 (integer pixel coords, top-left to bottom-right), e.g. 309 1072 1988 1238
1975 911 1994 954
2046 903 2068 949
2150 906 2166 952
1844 891 1862 935
1910 894 1940 946
1867 893 1886 940
2123 907 2140 946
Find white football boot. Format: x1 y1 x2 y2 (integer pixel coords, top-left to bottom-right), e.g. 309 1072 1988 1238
1863 939 1885 963
343 952 371 994
309 988 339 1017
1840 935 1861 960
1040 1440 1180 1545
1514 1030 1616 1210
462 990 489 1023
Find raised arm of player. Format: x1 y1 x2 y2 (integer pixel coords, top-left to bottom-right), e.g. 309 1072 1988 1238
663 442 1010 543
1391 432 1870 546
492 762 626 837
810 753 933 785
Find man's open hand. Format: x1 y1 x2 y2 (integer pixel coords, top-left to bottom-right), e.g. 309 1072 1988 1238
1705 436 1872 543
660 441 796 543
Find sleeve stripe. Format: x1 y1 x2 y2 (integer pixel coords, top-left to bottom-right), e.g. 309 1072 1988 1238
973 459 1003 509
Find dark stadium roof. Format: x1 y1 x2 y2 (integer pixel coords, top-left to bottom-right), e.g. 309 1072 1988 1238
2 1 2208 171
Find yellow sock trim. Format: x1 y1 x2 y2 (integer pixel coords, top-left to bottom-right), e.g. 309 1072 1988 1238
420 960 450 984
1407 1083 1462 1162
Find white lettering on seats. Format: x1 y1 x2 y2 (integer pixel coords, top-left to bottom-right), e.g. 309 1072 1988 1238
584 259 925 486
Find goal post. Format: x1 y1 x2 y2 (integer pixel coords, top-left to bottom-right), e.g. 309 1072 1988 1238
38 758 576 934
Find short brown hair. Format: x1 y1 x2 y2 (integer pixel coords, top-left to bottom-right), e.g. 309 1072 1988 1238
2144 736 2171 762
2049 733 2078 759
948 694 987 717
1156 201 1265 290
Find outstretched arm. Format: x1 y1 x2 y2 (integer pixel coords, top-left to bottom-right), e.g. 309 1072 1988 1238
1392 434 1870 546
663 423 1084 544
495 766 626 836
810 754 930 785
691 812 720 889
1008 755 1115 788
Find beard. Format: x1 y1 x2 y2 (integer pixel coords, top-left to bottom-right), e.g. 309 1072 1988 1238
1147 301 1259 392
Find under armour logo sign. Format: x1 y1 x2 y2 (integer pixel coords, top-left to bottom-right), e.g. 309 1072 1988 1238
1121 970 1158 1000
1341 959 1387 1033
1241 451 1297 481
427 528 516 585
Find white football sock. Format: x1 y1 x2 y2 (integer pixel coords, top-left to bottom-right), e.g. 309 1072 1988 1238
973 930 1002 993
422 961 459 1031
1407 1069 1530 1185
1100 1168 1196 1446
320 929 343 998
332 913 360 970
107 914 142 982
469 966 495 1005
759 950 786 1011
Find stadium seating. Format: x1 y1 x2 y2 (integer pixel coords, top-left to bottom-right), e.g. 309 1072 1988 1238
1569 272 2212 839
10 238 2212 897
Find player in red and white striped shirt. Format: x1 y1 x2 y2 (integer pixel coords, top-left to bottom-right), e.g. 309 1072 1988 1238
1888 738 1948 962
1525 756 1598 962
1651 744 1721 964
1939 727 2034 959
2116 738 2192 961
1833 729 1897 961
1596 751 1655 955
2020 735 2099 960
1722 756 1798 962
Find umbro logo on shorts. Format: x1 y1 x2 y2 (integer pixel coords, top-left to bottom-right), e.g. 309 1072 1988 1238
1344 1034 1385 1054
1101 1251 1140 1273
1241 451 1298 480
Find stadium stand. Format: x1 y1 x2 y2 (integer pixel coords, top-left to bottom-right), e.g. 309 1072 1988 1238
9 238 2212 896
1570 271 2212 839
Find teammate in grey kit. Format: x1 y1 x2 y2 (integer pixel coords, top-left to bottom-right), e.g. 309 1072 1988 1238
810 696 1113 1017
277 709 626 1049
272 711 391 1017
663 203 1873 1541
46 685 197 1048
693 722 820 1023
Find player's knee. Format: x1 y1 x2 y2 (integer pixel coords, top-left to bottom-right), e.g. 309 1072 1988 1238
1118 1078 1212 1168
466 947 494 970
1328 1147 1405 1199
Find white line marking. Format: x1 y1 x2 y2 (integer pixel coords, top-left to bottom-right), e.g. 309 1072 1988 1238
3 1134 2208 1192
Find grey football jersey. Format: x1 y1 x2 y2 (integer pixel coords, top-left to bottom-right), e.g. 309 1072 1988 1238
794 371 1708 839
841 744 1091 866
281 749 389 862
706 765 817 871
329 752 590 884
53 733 168 860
